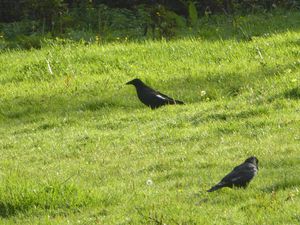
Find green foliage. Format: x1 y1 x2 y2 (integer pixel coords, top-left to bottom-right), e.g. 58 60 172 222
2 8 299 50
188 1 198 26
1 0 299 48
156 5 186 38
0 21 39 39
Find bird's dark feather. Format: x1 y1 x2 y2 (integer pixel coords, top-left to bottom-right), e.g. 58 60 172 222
126 78 184 109
207 157 258 192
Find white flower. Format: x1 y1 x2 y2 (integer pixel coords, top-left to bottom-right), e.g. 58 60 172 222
146 179 153 186
201 90 206 96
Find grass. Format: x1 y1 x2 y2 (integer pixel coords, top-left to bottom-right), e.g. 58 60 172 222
0 10 300 224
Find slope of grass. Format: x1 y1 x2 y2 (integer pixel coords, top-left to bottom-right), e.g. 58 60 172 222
0 11 299 224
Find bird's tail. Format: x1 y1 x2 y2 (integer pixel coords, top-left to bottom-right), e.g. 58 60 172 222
172 99 184 105
207 183 224 192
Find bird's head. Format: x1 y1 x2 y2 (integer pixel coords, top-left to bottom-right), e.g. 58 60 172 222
126 78 144 87
245 156 259 167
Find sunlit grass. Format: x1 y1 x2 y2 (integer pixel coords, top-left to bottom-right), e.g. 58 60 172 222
0 11 299 224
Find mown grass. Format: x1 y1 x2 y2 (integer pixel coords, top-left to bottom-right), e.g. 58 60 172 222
0 10 300 224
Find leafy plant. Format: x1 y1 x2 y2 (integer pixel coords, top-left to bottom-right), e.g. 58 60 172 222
188 1 198 26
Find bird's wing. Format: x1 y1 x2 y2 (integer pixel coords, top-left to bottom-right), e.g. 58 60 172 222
156 91 184 104
155 91 176 102
221 164 256 184
142 87 170 101
155 93 168 100
142 86 183 105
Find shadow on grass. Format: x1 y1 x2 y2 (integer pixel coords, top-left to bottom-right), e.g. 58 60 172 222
0 95 132 121
80 99 123 111
176 10 300 42
261 179 300 193
284 87 300 99
164 61 298 103
0 181 92 218
0 53 298 121
189 107 269 127
0 202 19 218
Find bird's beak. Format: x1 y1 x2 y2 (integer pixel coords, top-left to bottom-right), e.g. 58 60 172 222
126 81 132 85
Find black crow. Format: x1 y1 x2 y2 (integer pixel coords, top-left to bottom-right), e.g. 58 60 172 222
207 156 259 192
126 78 184 109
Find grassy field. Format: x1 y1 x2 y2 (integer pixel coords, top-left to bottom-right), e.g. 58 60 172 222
0 11 300 224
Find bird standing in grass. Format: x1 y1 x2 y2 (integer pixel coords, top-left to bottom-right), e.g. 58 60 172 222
126 78 184 109
207 156 259 192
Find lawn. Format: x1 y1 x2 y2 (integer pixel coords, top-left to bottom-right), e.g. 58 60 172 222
0 10 299 224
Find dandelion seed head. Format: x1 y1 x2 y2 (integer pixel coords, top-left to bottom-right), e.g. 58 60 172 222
146 179 153 186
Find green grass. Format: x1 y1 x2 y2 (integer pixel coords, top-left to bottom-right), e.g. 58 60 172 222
0 11 300 224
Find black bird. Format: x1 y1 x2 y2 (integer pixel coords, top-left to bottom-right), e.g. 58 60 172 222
126 78 184 109
207 156 259 192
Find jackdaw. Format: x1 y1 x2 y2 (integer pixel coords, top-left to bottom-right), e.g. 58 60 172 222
207 156 259 192
126 78 184 109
